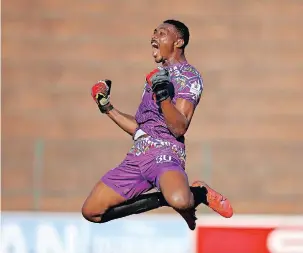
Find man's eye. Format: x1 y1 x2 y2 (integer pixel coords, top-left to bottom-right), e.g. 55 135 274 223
159 31 165 36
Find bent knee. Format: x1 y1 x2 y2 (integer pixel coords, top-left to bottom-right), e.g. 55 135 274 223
167 192 193 210
81 203 108 223
81 181 126 223
81 207 100 223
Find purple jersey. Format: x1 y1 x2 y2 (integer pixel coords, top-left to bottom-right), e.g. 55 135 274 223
134 62 203 146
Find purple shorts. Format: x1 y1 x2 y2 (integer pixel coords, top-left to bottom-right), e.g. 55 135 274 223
101 136 187 200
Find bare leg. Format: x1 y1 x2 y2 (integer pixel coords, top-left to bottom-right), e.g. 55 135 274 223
82 181 167 223
82 181 126 223
158 170 194 210
82 174 232 226
158 170 198 230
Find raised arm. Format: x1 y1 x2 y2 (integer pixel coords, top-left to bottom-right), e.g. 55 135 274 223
106 107 138 136
147 68 203 138
91 79 138 136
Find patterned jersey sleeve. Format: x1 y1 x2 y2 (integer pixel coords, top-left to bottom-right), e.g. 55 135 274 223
172 71 203 108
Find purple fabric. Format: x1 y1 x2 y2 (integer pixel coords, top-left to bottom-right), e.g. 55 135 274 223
101 136 187 199
102 62 203 199
134 62 203 145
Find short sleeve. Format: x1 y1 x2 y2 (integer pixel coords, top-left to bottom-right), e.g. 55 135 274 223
173 74 203 107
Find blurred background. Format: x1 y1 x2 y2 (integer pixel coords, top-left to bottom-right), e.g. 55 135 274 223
2 0 303 252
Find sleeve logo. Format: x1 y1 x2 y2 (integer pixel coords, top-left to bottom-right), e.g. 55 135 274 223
189 80 202 95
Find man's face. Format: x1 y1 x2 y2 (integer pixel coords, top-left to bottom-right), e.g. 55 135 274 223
151 23 180 64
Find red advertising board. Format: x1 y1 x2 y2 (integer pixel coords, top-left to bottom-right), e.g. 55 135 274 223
194 215 303 253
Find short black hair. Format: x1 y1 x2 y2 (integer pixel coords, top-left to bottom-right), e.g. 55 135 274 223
163 19 190 49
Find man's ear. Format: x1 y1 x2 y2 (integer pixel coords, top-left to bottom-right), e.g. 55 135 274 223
175 38 184 48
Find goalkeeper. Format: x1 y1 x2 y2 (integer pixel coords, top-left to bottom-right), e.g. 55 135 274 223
82 19 233 230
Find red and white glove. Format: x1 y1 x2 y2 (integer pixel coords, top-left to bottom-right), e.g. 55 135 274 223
91 79 113 113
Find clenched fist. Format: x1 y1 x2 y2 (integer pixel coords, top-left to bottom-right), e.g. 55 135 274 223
91 79 113 113
146 68 171 103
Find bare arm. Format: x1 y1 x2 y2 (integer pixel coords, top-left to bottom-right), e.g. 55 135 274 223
91 80 138 136
160 98 195 138
106 106 138 136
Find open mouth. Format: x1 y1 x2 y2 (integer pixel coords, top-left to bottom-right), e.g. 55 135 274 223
151 40 159 49
151 40 160 57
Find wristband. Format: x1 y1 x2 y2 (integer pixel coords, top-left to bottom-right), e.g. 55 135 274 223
99 103 114 114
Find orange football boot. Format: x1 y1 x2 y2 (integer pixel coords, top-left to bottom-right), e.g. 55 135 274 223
192 181 233 218
176 181 233 230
